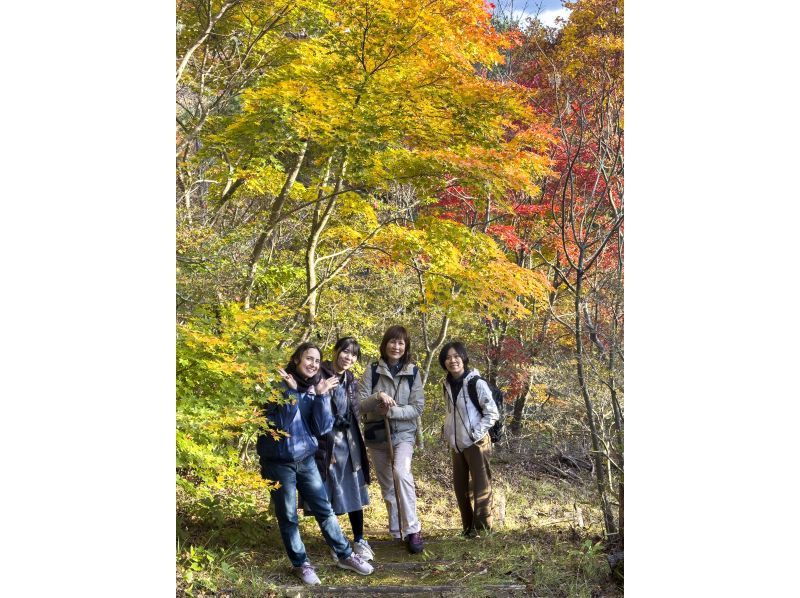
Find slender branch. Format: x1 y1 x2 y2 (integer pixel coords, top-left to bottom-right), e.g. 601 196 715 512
176 0 240 84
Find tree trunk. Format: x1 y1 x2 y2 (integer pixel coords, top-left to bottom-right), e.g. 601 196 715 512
608 303 624 548
510 368 536 435
416 302 450 449
242 140 308 309
510 266 557 434
574 263 618 537
485 317 507 386
209 176 245 229
176 1 240 84
301 153 345 340
420 313 450 387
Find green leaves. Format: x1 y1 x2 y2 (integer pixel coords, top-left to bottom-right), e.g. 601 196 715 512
176 302 295 485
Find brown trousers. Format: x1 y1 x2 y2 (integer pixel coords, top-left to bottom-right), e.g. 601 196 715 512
451 433 493 532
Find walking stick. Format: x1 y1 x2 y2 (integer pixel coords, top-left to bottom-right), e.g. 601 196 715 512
383 414 407 538
415 416 424 449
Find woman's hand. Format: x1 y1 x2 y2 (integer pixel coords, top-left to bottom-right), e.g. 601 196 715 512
277 368 297 390
315 376 340 396
377 391 395 415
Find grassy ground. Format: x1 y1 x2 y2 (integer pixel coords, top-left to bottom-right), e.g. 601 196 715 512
177 437 621 597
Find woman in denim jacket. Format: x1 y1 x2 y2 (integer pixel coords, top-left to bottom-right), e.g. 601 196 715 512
256 342 374 585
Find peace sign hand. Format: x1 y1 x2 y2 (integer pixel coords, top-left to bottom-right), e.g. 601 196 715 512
315 376 339 396
277 368 297 390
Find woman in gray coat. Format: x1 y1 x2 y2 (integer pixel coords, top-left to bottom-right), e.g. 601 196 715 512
311 337 375 562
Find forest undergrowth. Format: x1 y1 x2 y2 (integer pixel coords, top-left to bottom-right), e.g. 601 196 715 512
176 432 621 597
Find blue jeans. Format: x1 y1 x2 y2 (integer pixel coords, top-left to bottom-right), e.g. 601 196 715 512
262 454 353 566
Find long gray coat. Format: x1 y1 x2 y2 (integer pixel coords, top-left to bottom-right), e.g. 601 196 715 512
313 362 371 484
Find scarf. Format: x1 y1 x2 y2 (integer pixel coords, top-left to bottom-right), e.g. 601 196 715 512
285 360 321 394
321 361 350 416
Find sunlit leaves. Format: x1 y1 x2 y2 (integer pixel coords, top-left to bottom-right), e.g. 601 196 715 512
373 217 551 319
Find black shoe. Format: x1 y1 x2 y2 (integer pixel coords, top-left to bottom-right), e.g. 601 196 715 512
405 531 424 554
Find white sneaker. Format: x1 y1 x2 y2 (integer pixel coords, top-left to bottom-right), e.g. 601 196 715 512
353 538 375 561
292 561 321 585
337 551 374 575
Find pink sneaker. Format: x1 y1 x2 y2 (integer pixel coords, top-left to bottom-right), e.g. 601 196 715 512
292 561 321 585
337 551 374 575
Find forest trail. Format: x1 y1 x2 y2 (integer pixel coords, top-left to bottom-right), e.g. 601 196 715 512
177 447 621 596
257 535 530 597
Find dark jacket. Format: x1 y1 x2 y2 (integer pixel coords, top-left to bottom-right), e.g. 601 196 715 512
256 381 334 467
313 361 371 484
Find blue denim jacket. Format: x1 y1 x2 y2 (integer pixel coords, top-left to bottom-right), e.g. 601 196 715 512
256 382 334 464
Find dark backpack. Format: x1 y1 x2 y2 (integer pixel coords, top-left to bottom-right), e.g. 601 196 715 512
371 362 418 394
465 376 505 443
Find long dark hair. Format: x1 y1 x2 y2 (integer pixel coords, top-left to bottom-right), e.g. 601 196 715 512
285 342 323 392
379 325 411 367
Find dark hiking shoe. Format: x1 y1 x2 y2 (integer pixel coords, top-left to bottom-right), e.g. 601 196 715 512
405 531 424 554
465 526 490 538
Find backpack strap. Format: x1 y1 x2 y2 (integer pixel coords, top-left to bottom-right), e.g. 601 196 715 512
371 362 379 392
408 365 418 392
466 376 485 416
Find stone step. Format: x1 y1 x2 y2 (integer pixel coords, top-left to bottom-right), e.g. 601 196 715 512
278 583 529 596
317 559 453 570
361 536 463 547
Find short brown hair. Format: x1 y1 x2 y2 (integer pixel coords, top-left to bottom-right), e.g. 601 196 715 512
438 341 469 371
379 325 411 367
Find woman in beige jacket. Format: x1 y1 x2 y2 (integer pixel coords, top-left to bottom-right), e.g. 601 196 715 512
359 325 425 554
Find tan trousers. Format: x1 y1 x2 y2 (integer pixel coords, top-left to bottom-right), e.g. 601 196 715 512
367 441 421 538
451 433 493 532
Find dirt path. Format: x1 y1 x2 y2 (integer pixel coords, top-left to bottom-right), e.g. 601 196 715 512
271 535 531 597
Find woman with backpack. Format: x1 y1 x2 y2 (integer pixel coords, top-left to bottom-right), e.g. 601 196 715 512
256 342 374 585
309 336 375 562
438 341 499 537
359 325 426 554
